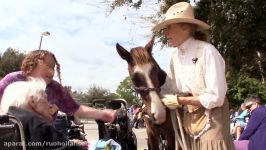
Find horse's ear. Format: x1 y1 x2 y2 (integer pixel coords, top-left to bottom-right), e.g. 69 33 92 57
116 43 131 62
144 36 155 53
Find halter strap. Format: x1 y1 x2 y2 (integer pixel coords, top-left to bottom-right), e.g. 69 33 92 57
134 86 161 93
134 87 161 124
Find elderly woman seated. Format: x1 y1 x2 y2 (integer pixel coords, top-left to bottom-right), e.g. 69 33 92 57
0 78 86 150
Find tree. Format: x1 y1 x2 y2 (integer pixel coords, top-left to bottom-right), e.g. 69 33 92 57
227 65 266 108
0 48 25 77
195 0 266 107
116 76 141 105
198 0 265 72
69 84 119 105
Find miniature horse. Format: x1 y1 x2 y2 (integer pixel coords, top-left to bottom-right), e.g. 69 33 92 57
116 37 175 150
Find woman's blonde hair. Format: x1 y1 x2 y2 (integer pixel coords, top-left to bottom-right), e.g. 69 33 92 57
21 50 62 83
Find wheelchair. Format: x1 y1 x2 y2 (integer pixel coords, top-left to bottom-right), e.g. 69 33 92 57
0 114 26 150
1 113 86 150
93 99 137 150
54 112 87 141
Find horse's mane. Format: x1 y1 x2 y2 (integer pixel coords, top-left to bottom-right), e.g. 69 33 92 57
130 47 153 65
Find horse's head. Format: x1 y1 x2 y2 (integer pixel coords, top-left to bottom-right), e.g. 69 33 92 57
116 37 167 124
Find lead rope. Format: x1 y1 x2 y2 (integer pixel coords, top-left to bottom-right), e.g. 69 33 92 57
170 110 183 150
175 110 188 150
170 110 188 150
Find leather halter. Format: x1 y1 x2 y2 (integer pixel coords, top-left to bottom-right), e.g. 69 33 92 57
134 86 161 93
134 86 161 124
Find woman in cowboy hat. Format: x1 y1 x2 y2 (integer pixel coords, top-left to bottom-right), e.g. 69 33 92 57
154 2 235 150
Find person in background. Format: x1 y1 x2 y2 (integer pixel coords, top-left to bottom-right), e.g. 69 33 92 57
237 94 266 150
232 103 249 140
0 50 116 134
132 104 143 128
153 2 234 150
0 78 86 150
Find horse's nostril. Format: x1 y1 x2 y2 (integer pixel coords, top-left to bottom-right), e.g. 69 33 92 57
151 113 155 118
151 114 157 124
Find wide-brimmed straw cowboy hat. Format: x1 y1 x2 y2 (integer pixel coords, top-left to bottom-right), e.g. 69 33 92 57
152 2 210 31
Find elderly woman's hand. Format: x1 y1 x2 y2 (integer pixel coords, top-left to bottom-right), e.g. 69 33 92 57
162 94 182 110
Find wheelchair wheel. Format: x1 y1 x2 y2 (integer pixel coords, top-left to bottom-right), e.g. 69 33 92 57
159 134 168 150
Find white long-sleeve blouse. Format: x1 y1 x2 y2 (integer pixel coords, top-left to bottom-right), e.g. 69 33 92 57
161 37 227 109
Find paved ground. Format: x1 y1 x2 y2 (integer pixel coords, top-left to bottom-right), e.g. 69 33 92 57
83 120 147 150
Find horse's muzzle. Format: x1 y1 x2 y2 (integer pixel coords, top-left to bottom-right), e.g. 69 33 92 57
143 113 157 124
150 114 157 124
146 113 165 125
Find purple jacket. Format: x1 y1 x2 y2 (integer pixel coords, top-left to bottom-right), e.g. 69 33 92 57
0 71 80 114
239 105 266 150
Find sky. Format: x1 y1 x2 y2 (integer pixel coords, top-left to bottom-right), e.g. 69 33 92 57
0 0 174 92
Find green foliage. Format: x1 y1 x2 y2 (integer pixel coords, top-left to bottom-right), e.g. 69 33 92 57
196 0 266 73
116 76 141 105
69 84 120 106
227 73 266 108
0 48 26 77
195 0 266 108
85 84 111 99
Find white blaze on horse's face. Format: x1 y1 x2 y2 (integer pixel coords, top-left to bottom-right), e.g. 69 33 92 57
134 63 166 124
